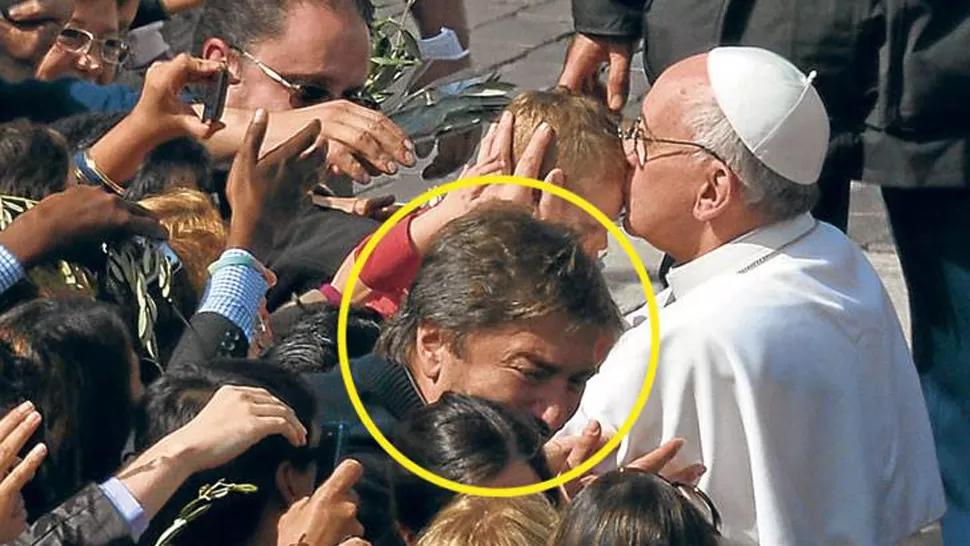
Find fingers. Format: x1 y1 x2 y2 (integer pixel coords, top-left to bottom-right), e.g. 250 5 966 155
513 122 555 179
537 168 567 219
117 199 168 239
475 121 499 165
0 402 33 442
240 109 270 166
557 37 596 93
262 119 322 165
0 443 46 496
323 102 415 169
491 111 515 173
7 0 69 23
360 195 396 216
662 462 707 486
0 409 41 476
624 438 685 474
606 47 632 112
564 420 604 471
315 459 364 501
250 403 308 448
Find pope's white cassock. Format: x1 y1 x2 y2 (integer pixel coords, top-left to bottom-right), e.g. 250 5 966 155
564 213 946 545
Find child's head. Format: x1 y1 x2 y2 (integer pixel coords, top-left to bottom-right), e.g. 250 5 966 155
416 494 559 546
506 90 627 254
0 121 72 201
550 469 720 546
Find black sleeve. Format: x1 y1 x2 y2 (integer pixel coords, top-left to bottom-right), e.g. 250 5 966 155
166 312 249 370
571 0 648 39
130 0 169 29
14 484 132 546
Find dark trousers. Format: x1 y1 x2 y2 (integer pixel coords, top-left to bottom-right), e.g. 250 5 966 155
883 186 970 543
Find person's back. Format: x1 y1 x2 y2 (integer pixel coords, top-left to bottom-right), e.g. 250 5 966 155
602 217 944 544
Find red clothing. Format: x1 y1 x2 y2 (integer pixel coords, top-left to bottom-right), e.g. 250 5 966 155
321 209 426 318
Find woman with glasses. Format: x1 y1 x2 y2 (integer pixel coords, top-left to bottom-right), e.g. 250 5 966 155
550 469 721 546
34 0 130 84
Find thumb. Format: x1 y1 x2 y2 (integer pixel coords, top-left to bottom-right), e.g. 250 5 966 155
606 47 631 112
537 168 567 219
625 438 685 473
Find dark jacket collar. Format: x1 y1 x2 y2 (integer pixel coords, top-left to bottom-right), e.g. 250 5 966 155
352 353 425 420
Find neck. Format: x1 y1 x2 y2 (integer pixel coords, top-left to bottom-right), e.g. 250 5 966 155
405 359 436 404
247 506 282 546
669 213 769 265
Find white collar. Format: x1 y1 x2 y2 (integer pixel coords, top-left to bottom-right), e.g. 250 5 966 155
666 213 818 301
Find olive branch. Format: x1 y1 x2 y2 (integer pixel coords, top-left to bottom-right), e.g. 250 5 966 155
153 480 259 546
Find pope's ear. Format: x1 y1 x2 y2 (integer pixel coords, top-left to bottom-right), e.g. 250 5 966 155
693 162 738 222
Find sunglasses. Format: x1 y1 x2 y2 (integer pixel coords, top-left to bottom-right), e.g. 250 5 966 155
619 115 726 168
56 27 130 66
231 46 380 110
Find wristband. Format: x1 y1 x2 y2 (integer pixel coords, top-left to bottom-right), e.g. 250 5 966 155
208 249 277 288
73 149 125 195
418 27 469 61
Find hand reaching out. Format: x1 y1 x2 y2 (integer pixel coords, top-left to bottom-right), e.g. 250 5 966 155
0 401 47 543
276 460 365 546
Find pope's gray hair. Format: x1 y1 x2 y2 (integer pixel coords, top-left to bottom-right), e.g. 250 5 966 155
682 95 819 222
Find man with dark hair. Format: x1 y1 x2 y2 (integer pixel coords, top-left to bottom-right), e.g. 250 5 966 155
304 203 622 545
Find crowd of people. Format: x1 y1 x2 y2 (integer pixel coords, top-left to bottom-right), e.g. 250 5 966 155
0 0 966 544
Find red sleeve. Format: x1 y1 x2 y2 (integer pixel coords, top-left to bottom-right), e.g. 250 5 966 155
355 210 424 295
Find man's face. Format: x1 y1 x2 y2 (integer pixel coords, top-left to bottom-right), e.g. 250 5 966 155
219 3 370 112
623 57 711 254
425 314 614 433
33 0 123 84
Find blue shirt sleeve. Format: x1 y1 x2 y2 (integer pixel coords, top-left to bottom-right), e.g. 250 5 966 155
197 249 270 342
98 477 149 541
0 245 26 294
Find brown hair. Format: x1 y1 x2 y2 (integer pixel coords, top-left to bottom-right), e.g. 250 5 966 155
417 494 559 546
376 203 622 365
138 189 226 298
506 89 626 189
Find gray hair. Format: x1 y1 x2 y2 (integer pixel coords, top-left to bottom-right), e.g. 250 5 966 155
683 95 819 222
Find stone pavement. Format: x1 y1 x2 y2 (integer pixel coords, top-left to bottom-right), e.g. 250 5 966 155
365 0 911 338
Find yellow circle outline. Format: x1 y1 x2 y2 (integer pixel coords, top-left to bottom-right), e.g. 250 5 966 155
337 174 660 497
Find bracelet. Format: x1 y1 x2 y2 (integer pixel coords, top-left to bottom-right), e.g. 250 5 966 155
73 149 125 195
208 249 277 288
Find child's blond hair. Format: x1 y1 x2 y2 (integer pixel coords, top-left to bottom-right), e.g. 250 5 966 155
507 89 626 188
416 494 559 546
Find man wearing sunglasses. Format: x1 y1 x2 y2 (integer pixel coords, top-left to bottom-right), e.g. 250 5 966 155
562 47 945 546
192 0 416 186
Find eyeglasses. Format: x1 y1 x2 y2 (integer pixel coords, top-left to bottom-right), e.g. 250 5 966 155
230 46 380 110
55 27 130 66
619 466 722 532
619 115 726 168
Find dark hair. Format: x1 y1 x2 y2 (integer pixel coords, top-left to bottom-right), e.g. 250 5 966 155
192 0 374 56
0 298 136 517
391 393 557 538
125 137 215 201
50 111 126 150
551 470 720 546
135 358 316 546
0 120 70 200
262 303 383 374
377 203 622 364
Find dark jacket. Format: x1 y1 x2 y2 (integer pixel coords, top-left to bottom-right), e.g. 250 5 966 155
306 354 424 546
166 312 249 370
264 197 379 312
0 78 137 124
14 484 131 546
862 0 970 188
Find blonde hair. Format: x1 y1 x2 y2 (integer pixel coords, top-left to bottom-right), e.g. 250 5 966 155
506 89 626 189
416 494 559 546
138 188 226 297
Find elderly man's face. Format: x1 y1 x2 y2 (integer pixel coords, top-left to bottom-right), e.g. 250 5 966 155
623 56 712 254
418 314 614 433
208 3 370 112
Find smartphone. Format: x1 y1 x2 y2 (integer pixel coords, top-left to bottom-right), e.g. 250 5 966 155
200 68 229 123
315 422 349 486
